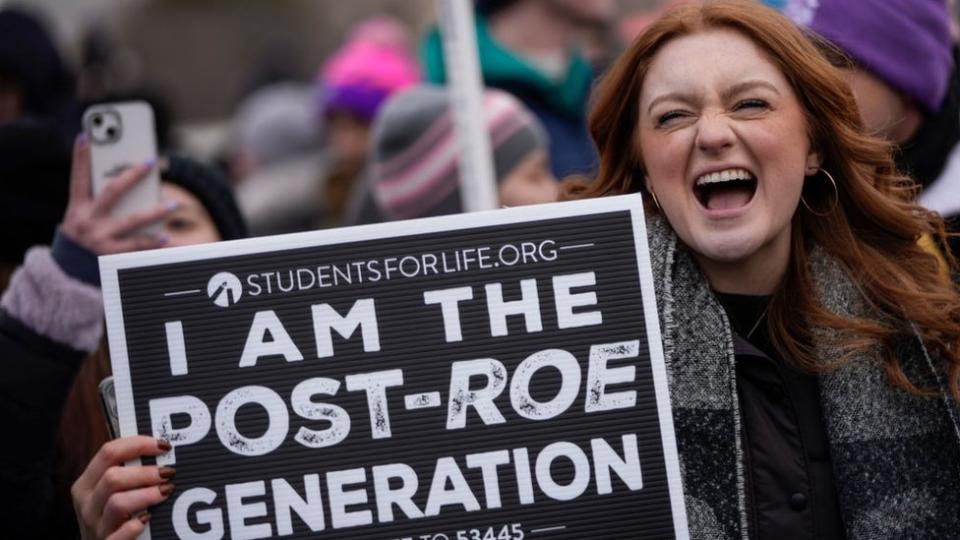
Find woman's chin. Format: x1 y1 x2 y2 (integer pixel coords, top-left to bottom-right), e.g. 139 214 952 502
686 233 767 267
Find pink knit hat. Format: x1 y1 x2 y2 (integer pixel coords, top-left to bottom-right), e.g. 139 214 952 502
318 17 421 121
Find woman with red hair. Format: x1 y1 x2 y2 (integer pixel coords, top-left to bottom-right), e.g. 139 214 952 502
70 1 960 538
564 0 960 537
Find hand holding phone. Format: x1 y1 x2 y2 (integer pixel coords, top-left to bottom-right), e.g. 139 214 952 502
84 102 160 222
61 102 175 255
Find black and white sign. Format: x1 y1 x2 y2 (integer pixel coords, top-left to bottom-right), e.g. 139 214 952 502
101 194 688 539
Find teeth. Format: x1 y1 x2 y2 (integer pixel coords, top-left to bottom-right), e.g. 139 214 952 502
696 168 754 186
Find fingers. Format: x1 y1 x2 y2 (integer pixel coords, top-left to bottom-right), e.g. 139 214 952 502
112 202 176 239
106 514 150 540
72 437 173 540
92 160 156 217
70 134 93 204
75 437 169 496
65 221 169 257
88 464 174 522
62 147 171 256
100 484 173 536
63 198 174 256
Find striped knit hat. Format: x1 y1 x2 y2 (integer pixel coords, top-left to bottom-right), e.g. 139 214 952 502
371 85 548 220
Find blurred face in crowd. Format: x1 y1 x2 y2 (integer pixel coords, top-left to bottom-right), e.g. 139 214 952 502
547 0 618 26
0 79 22 123
160 182 220 247
327 111 371 169
841 67 921 143
498 149 558 207
638 28 820 289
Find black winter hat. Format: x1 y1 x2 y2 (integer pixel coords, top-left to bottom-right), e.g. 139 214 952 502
0 8 76 122
161 155 248 241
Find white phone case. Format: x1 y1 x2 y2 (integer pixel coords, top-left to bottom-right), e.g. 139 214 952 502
83 101 160 227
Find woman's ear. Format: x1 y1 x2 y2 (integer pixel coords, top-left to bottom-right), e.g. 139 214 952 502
804 150 822 176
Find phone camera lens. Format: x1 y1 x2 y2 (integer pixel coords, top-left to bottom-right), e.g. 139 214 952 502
93 115 103 126
106 127 117 139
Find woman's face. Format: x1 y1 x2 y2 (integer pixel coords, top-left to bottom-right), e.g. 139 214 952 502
160 183 221 247
638 28 820 288
841 67 921 143
498 149 558 207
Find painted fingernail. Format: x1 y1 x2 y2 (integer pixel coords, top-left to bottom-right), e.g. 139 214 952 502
165 200 179 212
159 483 176 497
138 512 152 524
157 439 172 451
144 159 157 169
159 466 177 480
77 133 87 145
158 233 170 245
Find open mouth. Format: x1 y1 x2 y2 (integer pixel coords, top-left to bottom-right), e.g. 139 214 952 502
694 168 757 211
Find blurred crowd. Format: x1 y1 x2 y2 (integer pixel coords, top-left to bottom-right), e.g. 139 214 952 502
5 0 958 251
1 0 959 537
0 0 625 257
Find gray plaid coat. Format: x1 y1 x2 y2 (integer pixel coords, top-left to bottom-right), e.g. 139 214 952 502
646 216 960 539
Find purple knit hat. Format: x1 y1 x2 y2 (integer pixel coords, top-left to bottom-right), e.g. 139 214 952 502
786 0 954 112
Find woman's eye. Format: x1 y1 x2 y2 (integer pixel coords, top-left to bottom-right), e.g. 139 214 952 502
167 217 195 231
734 98 769 111
656 110 688 127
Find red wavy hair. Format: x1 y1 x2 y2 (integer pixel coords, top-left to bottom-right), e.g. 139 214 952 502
563 0 960 397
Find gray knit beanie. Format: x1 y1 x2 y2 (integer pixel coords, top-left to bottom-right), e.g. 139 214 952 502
371 85 548 220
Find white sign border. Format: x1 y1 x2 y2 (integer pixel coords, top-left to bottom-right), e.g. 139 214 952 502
99 193 689 539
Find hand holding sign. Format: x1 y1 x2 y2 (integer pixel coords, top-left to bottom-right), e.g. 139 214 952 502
99 195 687 539
72 436 176 540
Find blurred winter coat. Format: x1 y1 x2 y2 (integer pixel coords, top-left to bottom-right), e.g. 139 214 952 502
421 14 597 180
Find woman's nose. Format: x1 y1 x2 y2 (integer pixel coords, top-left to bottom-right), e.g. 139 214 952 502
695 113 736 154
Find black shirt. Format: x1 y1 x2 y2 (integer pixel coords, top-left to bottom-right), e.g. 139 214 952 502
715 293 846 540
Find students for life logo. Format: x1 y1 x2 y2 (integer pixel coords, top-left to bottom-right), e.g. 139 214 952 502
207 272 243 307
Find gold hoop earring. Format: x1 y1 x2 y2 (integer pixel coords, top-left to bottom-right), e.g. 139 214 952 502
801 168 839 217
647 188 662 212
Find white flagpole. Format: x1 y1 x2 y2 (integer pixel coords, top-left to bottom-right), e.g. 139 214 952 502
435 0 498 212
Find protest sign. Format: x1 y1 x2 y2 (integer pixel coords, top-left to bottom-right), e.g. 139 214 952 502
100 194 688 539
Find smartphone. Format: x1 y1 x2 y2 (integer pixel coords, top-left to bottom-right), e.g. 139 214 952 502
82 101 160 230
98 376 120 440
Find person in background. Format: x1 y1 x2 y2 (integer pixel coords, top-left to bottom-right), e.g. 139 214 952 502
157 155 248 245
785 0 960 257
564 0 960 536
0 135 246 538
0 120 71 291
570 2 623 77
229 82 324 184
317 16 420 226
0 7 77 290
346 85 558 224
230 82 327 235
0 7 77 138
421 0 615 180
